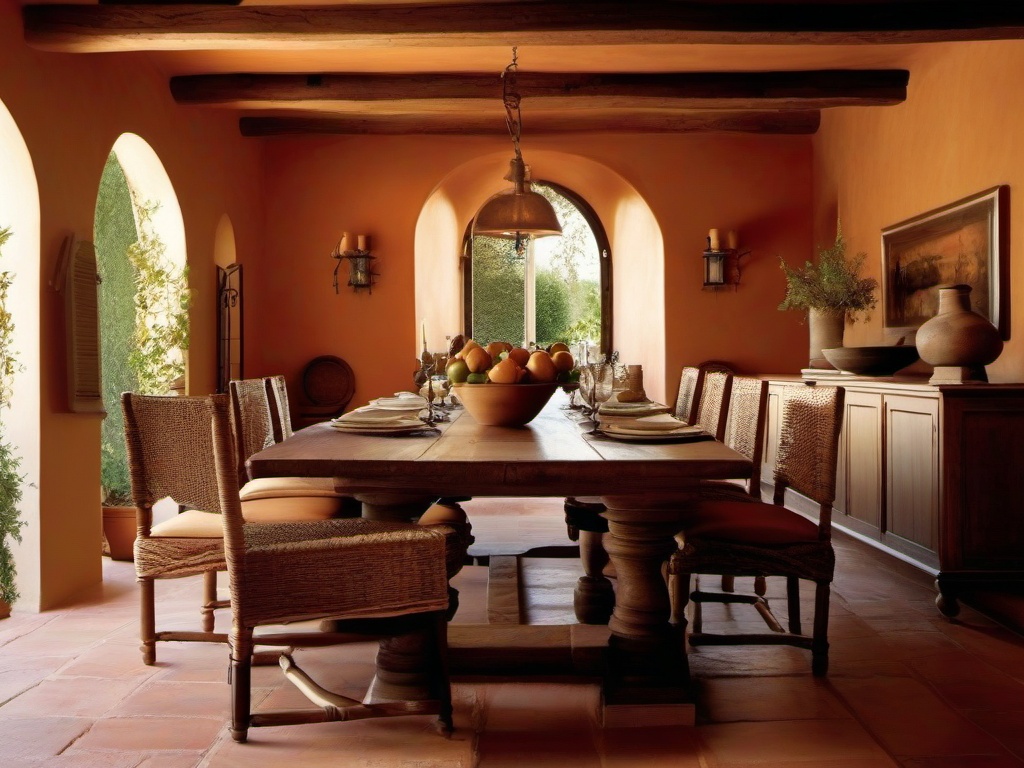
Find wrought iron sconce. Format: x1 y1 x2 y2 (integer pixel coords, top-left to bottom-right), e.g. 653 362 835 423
703 229 750 290
332 232 377 293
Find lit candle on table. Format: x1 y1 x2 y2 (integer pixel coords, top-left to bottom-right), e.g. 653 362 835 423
357 234 369 251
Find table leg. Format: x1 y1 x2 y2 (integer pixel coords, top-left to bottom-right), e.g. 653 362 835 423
355 493 434 522
600 495 694 706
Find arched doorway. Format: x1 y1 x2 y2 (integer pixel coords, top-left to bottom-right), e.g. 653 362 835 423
0 97 41 609
463 180 611 360
95 134 189 539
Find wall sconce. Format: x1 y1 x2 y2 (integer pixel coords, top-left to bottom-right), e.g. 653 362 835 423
332 232 377 293
703 229 750 290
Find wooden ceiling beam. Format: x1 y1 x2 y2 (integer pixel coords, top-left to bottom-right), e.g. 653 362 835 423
24 3 1024 53
171 70 908 110
238 110 821 137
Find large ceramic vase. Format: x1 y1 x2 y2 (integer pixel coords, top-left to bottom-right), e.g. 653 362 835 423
808 308 845 369
916 284 1002 384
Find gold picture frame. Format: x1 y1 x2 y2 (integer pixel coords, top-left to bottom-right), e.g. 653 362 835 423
882 186 1009 339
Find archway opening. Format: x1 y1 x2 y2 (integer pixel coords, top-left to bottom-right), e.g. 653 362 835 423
0 97 41 609
95 134 189 519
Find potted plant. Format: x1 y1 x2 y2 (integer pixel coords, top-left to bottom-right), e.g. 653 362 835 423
101 202 191 560
779 222 878 369
0 227 25 615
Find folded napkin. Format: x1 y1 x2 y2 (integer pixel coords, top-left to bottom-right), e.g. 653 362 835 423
598 413 690 432
371 394 429 410
334 408 423 426
597 400 671 417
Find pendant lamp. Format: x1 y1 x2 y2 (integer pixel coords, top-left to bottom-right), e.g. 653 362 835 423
473 48 562 249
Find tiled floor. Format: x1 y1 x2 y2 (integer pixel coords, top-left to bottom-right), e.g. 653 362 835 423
3 498 1024 767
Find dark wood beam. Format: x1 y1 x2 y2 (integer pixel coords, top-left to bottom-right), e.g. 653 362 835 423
24 3 1024 53
172 70 908 110
238 110 821 137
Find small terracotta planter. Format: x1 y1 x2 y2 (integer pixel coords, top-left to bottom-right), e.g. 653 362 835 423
102 505 137 562
0 598 10 619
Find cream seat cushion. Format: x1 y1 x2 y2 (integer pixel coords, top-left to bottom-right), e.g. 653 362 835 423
149 496 343 540
238 476 342 501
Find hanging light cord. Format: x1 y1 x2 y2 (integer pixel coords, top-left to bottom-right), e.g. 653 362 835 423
502 47 523 162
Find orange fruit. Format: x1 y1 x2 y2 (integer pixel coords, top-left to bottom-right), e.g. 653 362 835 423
457 339 481 359
548 341 571 355
525 350 558 383
487 357 522 384
552 350 575 372
464 345 493 373
485 341 509 359
508 347 531 367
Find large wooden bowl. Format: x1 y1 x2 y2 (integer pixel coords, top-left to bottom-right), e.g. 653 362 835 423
822 345 919 376
452 382 559 427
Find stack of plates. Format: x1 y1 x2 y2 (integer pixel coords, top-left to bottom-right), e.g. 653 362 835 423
331 393 429 435
596 412 710 443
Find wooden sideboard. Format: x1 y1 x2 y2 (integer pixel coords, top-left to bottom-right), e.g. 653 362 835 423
763 375 1024 617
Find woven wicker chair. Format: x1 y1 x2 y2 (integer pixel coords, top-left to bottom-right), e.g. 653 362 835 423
230 378 353 520
693 369 733 441
673 366 704 424
669 384 845 676
122 393 230 665
202 393 455 742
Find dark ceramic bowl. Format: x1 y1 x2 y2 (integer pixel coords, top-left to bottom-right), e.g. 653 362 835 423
822 346 920 376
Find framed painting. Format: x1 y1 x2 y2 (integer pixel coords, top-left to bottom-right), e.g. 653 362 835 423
881 185 1009 339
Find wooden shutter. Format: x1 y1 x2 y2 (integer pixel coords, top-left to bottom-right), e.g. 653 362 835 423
62 237 104 413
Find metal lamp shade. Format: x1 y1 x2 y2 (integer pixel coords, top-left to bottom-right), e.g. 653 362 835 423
473 188 563 239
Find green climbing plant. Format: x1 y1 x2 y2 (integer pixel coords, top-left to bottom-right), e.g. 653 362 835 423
126 202 191 395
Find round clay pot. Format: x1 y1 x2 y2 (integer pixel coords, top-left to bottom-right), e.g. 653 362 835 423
808 309 846 369
916 285 1002 369
102 505 137 562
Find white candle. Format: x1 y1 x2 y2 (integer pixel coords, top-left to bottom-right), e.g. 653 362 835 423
357 234 369 251
708 228 721 251
726 230 739 250
339 232 351 252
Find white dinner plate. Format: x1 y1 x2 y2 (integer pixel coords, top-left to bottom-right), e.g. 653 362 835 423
329 421 429 436
598 426 712 443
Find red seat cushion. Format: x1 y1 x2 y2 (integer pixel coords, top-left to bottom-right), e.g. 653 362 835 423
683 500 820 546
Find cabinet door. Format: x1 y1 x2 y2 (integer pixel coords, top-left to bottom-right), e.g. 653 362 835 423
836 390 883 529
885 394 939 553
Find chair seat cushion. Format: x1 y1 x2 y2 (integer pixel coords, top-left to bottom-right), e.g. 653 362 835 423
682 500 820 546
239 476 342 501
150 509 223 538
241 495 348 523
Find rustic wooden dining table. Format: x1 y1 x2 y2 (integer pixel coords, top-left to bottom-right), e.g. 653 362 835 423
247 393 751 724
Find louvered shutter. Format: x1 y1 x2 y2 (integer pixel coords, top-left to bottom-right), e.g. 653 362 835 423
65 238 104 413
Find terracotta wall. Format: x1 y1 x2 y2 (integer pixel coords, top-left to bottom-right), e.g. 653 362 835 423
813 40 1024 382
0 0 264 608
255 133 812 407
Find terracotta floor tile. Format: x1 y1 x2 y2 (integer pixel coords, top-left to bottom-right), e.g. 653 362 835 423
73 716 225 752
0 676 141 718
697 719 895 764
108 681 230 720
829 674 1014 759
0 716 93 762
0 655 68 703
19 752 142 767
599 725 704 767
900 758 1024 768
698 675 850 723
477 682 599 732
476 730 601 767
963 711 1024 761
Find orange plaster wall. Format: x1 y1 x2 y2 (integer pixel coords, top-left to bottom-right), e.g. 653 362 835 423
813 40 1024 382
0 0 264 608
256 133 812 406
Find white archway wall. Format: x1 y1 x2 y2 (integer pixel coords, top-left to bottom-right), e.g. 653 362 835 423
414 150 667 403
0 98 41 610
112 133 187 272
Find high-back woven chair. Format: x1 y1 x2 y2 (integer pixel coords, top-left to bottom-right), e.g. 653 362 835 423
206 393 454 742
673 366 704 424
122 393 229 665
229 378 352 521
702 376 768 501
669 384 845 676
694 370 733 441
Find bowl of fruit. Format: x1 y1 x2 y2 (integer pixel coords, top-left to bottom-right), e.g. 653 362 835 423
448 340 577 427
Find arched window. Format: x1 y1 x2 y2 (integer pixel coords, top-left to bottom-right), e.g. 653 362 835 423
463 182 611 358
